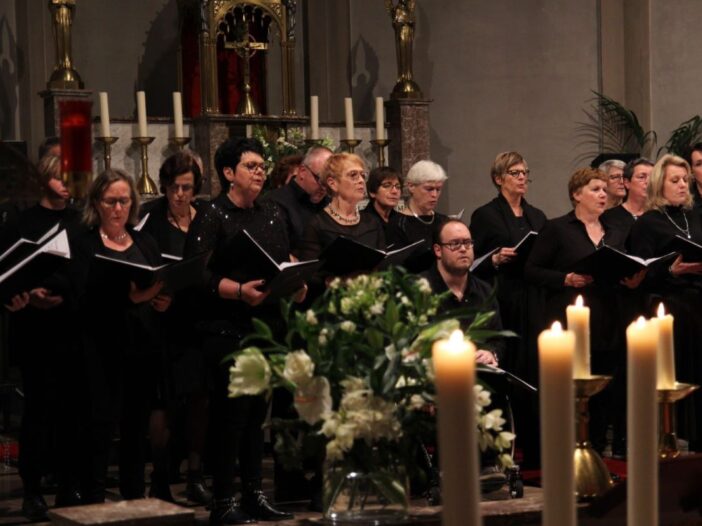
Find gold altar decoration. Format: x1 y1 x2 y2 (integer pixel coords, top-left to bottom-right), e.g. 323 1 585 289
658 382 699 459
573 376 614 500
132 137 158 196
199 0 297 115
47 0 84 89
95 136 118 170
385 0 423 99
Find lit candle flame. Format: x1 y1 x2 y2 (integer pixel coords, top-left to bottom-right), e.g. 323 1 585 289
657 303 666 318
448 329 464 348
550 321 563 332
636 315 647 328
575 295 584 307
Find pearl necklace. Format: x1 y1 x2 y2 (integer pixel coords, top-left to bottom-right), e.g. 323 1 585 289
327 204 359 224
100 229 129 243
408 203 435 225
663 208 691 239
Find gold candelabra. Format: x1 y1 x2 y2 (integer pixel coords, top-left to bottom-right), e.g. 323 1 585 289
340 139 361 153
169 137 192 151
95 136 118 170
573 375 614 500
47 0 83 89
371 139 390 167
132 137 157 196
658 382 699 459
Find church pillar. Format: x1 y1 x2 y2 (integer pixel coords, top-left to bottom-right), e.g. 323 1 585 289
386 99 431 176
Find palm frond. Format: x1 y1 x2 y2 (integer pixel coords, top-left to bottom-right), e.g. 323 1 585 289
658 116 702 157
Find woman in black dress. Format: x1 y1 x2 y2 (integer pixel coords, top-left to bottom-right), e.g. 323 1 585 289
361 166 402 236
138 152 211 503
526 167 643 455
184 138 297 524
66 169 171 503
629 154 702 450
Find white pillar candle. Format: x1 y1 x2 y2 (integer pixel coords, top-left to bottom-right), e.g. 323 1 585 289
656 303 676 390
99 92 110 138
172 91 184 138
432 330 481 526
344 97 355 140
136 91 148 137
566 295 590 378
538 321 576 526
626 316 658 526
310 95 319 140
375 97 385 140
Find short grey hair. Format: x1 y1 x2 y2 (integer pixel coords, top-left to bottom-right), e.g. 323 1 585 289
405 160 448 185
598 159 626 175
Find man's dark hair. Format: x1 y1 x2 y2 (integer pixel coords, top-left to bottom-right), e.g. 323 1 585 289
214 137 264 192
366 166 402 195
432 218 467 245
623 157 654 180
38 136 59 159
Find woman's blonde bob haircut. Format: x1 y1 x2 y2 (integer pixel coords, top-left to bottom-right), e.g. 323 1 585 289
83 169 140 227
646 154 693 212
321 152 366 196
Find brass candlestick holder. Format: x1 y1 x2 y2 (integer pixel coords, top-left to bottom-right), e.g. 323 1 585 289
371 139 390 167
169 137 191 151
132 137 157 196
304 139 323 149
95 136 118 170
574 375 614 501
340 139 361 153
658 382 699 459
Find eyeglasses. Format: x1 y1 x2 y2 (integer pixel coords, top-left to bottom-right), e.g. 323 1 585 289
380 182 402 191
241 161 268 173
344 170 368 181
303 163 322 182
166 183 194 193
505 169 531 178
608 175 624 182
439 238 474 251
101 197 132 208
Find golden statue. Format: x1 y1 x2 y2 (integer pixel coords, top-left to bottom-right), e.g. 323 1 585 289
385 0 422 99
47 0 84 89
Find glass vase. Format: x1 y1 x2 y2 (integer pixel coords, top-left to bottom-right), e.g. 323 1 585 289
323 461 410 524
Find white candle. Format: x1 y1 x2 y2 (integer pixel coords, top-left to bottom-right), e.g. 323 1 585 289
626 316 658 526
432 330 481 526
566 295 590 378
538 321 576 526
99 92 110 138
136 91 148 137
375 97 385 140
172 91 184 138
656 303 676 390
310 95 319 140
344 97 355 140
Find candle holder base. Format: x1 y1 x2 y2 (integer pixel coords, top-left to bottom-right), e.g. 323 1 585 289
96 136 118 170
132 137 157 196
304 139 323 148
370 139 390 167
169 137 191 151
340 139 361 153
658 382 699 459
574 375 614 501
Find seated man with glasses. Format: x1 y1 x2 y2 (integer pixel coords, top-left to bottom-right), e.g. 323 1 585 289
420 219 504 365
598 158 627 209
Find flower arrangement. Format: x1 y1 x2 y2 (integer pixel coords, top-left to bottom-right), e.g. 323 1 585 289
228 267 516 484
252 125 337 174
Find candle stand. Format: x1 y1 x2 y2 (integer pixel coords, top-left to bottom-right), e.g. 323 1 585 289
132 137 158 196
371 139 390 167
658 382 699 459
304 139 323 149
574 375 614 500
340 139 361 153
95 136 118 170
169 137 191 151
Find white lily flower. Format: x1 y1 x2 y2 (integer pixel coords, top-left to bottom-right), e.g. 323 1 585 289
294 376 332 425
228 348 271 397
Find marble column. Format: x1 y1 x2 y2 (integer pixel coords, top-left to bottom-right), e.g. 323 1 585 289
386 98 431 176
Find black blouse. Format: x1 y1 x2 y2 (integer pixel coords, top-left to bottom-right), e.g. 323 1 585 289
385 211 448 251
296 210 385 261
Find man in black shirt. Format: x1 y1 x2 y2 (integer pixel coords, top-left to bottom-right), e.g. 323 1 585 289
266 145 332 252
420 219 504 364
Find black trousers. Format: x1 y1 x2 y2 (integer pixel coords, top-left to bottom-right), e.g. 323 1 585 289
205 335 267 500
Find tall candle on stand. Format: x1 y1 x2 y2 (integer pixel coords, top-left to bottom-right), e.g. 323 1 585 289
136 91 148 137
99 92 110 138
310 95 319 140
432 330 481 526
627 316 658 526
172 91 184 138
566 295 590 378
375 97 385 140
344 97 355 140
538 321 576 526
656 303 676 390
